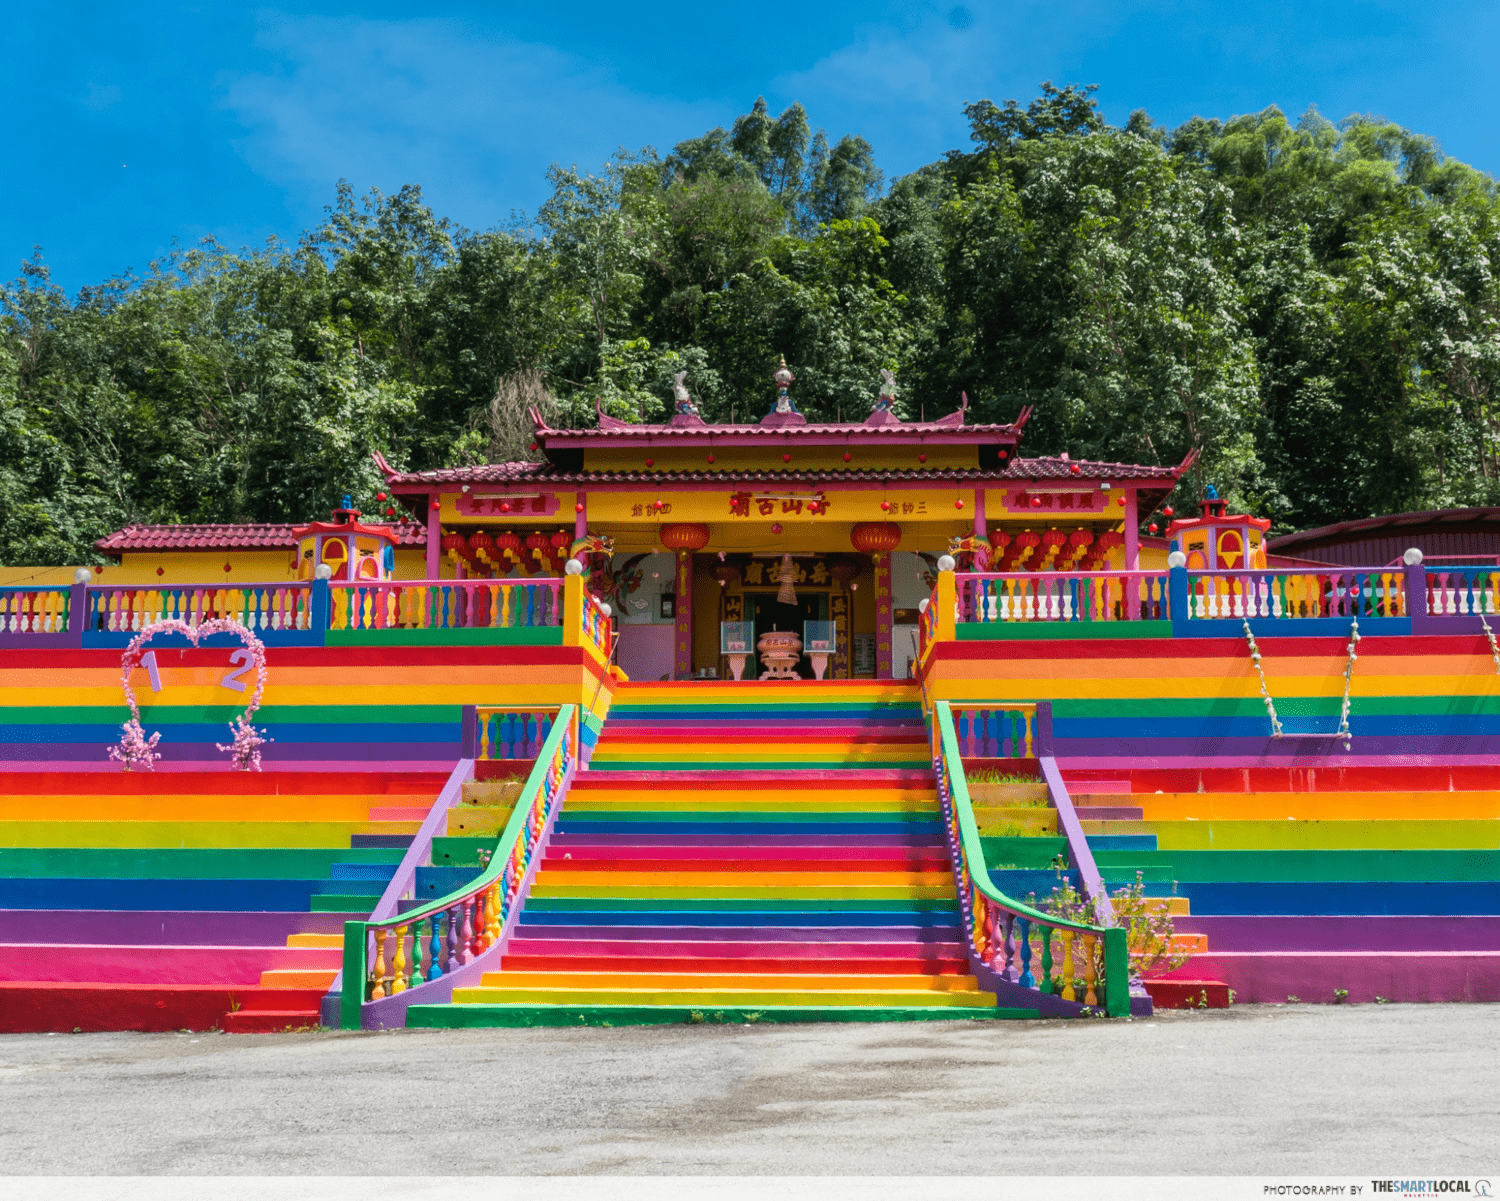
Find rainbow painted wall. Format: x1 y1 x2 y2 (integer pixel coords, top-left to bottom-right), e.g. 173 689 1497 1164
0 643 617 772
923 631 1500 765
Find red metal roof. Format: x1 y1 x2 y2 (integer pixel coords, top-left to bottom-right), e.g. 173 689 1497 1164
95 522 427 554
378 456 1183 489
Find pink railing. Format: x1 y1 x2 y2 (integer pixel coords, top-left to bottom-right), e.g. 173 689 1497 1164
958 571 1169 624
88 583 312 633
0 586 72 634
331 579 562 631
1183 568 1405 620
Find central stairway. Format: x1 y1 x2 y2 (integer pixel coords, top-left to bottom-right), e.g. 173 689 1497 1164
409 682 1030 1026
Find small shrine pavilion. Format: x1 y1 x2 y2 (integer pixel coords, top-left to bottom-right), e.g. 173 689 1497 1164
378 363 1189 681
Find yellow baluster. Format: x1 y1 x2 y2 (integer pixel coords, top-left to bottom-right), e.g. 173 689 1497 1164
1083 933 1098 1006
485 880 502 947
370 928 387 1001
972 896 987 956
1060 930 1076 1002
391 924 408 994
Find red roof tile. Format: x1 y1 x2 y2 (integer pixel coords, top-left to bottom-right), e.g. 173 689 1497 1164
379 456 1184 488
95 522 427 553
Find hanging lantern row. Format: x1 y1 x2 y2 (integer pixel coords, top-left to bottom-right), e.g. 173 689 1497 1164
992 528 1125 573
443 529 571 576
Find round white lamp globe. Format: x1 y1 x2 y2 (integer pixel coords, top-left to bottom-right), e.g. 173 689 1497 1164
599 603 612 618
936 554 957 573
918 598 929 614
73 568 92 584
564 558 585 576
314 563 333 580
1402 547 1424 566
1167 550 1187 569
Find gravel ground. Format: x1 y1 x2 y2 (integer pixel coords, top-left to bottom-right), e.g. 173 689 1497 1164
1 1004 1497 1176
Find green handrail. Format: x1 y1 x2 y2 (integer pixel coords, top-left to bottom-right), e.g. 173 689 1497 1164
934 700 1129 1016
340 704 577 1028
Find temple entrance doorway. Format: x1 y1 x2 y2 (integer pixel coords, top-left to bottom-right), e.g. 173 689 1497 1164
747 591 829 680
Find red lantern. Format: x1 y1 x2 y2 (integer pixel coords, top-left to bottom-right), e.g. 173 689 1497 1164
645 458 654 468
783 452 792 463
998 450 1007 458
441 532 466 557
707 453 715 464
575 502 585 513
1117 496 1127 507
1148 523 1159 534
469 531 498 563
1031 496 1042 507
1164 505 1175 517
918 453 927 463
843 452 852 462
385 507 396 517
1069 463 1080 475
529 442 539 452
851 522 902 554
955 499 965 510
376 491 387 502
430 500 440 511
880 500 891 512
223 562 232 574
771 523 783 535
156 566 164 576
1041 530 1068 551
658 523 710 552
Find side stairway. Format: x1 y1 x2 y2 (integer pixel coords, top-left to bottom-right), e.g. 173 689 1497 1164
1063 765 1500 1005
408 682 1034 1026
0 770 447 1032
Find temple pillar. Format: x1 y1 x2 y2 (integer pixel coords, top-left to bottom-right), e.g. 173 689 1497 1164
875 553 893 680
425 496 440 580
1124 489 1140 570
1123 488 1140 619
674 550 693 681
574 492 587 543
972 490 989 571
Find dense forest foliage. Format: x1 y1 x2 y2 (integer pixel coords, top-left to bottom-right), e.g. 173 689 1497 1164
4 84 1499 565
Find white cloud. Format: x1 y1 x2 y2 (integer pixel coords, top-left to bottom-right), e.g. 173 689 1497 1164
217 12 726 226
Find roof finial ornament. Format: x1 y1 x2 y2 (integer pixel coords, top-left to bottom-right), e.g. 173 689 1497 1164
865 367 903 426
671 371 698 417
773 356 797 414
760 355 806 427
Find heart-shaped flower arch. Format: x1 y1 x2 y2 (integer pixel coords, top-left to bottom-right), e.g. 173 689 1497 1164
109 618 271 771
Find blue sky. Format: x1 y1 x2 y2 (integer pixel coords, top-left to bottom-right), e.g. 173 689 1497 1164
11 1 1500 294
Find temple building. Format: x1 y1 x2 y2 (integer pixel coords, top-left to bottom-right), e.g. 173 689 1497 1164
376 364 1190 681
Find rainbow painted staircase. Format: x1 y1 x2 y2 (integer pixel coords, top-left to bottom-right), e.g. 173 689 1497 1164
407 682 1033 1026
0 769 448 1032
